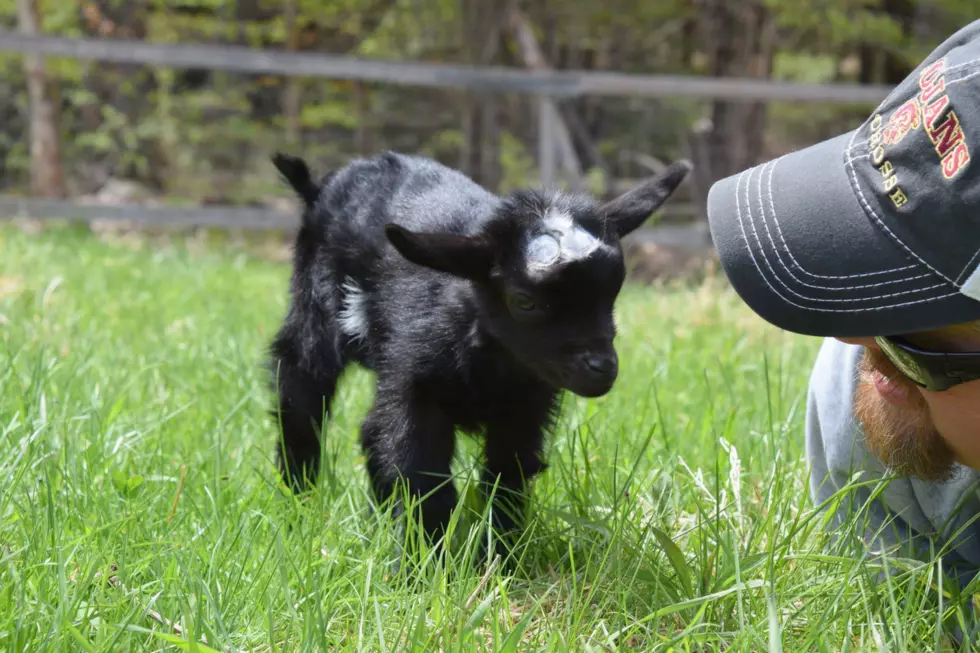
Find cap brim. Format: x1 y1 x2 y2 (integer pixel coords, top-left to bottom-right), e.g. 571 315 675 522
706 130 980 338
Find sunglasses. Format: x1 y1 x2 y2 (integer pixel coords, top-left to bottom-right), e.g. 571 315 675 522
874 335 980 392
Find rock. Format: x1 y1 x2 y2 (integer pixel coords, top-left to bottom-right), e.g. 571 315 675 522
78 178 154 207
623 240 718 284
620 223 718 283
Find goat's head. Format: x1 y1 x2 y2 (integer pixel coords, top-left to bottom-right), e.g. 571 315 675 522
385 160 692 398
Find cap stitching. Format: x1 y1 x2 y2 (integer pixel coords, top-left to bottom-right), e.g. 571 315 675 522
946 66 980 87
732 168 960 313
943 57 980 78
845 153 871 165
776 148 916 277
844 122 958 286
761 159 923 285
742 168 949 304
956 247 980 285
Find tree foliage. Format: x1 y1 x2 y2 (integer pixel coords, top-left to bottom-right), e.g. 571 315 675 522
0 0 970 211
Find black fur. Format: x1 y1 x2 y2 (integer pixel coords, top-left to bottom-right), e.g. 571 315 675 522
268 150 691 560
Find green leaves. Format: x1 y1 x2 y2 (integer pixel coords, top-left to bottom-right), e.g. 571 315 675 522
110 471 144 498
650 526 694 599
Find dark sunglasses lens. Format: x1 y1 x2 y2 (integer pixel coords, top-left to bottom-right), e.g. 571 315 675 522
874 337 936 389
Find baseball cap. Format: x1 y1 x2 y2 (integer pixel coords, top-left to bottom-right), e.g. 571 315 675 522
706 19 980 338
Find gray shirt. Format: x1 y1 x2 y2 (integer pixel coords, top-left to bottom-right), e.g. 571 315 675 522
806 337 980 587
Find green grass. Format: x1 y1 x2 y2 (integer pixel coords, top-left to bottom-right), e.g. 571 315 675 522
0 223 972 651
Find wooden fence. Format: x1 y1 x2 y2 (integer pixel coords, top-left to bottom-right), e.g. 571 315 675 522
0 32 895 232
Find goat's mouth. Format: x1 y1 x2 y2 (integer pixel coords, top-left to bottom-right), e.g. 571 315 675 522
563 373 617 398
537 356 618 398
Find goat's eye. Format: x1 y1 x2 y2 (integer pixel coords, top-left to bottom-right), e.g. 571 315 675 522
508 291 537 313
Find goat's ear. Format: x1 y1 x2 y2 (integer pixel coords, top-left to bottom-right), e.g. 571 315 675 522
601 159 693 238
384 224 494 280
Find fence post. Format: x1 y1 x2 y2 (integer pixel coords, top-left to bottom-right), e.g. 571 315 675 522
538 94 556 190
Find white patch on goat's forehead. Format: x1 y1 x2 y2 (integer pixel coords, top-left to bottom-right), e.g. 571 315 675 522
526 233 561 266
525 209 604 271
338 279 368 341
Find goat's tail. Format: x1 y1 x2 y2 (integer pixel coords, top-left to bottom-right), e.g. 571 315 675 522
272 152 322 209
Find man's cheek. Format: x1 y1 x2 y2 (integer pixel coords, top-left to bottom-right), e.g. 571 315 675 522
923 389 980 468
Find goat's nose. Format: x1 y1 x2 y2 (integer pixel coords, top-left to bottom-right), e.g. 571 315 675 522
582 351 617 376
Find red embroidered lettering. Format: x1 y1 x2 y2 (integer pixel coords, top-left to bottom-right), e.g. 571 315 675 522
881 99 921 146
942 141 971 179
920 77 946 105
919 58 946 90
928 111 964 158
923 94 949 129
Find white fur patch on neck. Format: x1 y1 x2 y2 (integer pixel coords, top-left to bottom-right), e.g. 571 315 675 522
525 209 603 272
338 279 368 341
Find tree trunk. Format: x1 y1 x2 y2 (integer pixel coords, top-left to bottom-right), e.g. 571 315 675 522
458 0 509 191
858 0 914 85
18 0 66 198
283 0 301 145
507 7 585 191
687 0 774 229
882 0 915 84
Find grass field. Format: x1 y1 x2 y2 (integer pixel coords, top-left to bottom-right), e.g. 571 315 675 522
0 223 971 651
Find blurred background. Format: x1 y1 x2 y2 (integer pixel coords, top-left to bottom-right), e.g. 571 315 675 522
1 0 977 275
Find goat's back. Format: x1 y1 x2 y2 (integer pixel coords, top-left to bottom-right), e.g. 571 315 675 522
290 152 500 371
319 152 499 252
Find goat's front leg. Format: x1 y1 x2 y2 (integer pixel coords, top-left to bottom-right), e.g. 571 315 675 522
360 386 458 551
480 416 548 562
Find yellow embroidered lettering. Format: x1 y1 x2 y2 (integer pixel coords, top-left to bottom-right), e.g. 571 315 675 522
889 187 909 208
872 145 885 165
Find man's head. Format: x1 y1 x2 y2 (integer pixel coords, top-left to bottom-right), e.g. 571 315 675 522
386 161 692 398
704 20 980 481
847 322 980 482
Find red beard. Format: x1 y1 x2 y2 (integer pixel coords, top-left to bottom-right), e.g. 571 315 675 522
853 347 957 482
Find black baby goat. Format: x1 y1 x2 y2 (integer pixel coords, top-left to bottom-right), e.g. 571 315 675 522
268 151 691 560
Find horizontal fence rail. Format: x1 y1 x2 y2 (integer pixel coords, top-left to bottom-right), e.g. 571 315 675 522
0 197 299 230
0 32 897 104
0 196 713 252
0 197 698 230
0 32 892 235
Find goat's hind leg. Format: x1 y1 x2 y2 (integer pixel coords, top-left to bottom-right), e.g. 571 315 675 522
268 324 344 492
